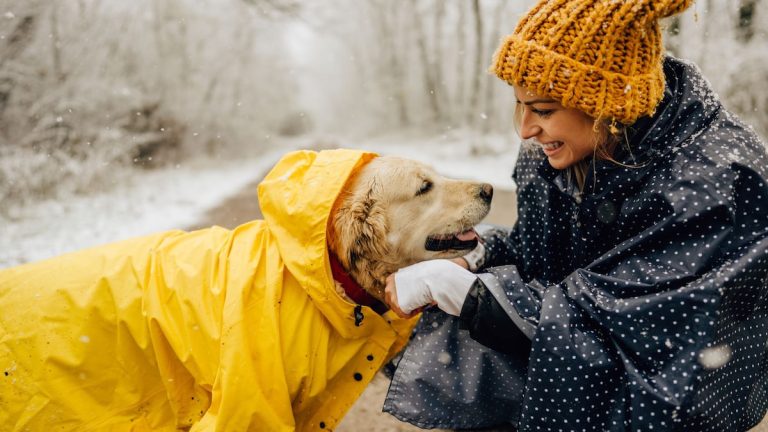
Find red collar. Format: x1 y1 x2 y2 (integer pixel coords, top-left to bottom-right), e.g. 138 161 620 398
329 253 388 314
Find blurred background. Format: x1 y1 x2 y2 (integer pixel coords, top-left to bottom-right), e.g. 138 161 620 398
0 0 766 267
0 2 766 430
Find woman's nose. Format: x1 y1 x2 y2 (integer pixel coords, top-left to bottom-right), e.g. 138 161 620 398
519 111 541 140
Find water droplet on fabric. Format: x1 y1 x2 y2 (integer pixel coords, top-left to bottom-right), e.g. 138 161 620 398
698 345 732 369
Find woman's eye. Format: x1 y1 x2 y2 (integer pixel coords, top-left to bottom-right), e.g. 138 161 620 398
416 180 433 196
531 108 554 118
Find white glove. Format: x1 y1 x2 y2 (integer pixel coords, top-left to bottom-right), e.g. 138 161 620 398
394 259 478 316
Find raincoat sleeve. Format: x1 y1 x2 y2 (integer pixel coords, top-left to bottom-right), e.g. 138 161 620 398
459 162 768 429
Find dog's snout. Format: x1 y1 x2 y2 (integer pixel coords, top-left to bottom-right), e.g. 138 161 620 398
479 183 493 203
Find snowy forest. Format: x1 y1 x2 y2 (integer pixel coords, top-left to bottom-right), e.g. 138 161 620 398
0 0 766 226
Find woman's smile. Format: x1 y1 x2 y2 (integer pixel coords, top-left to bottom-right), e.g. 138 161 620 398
539 141 564 155
514 85 601 170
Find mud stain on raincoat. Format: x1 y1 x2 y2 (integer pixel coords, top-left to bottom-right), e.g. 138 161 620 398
0 149 417 431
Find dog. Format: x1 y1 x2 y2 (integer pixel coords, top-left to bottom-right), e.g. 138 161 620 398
328 154 493 302
0 149 492 431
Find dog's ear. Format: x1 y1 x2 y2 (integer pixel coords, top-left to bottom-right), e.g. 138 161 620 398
329 179 389 273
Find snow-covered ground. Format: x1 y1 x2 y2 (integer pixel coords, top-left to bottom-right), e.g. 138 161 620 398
0 132 519 268
0 152 286 267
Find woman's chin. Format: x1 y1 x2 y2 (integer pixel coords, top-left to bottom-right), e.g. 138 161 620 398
547 156 570 170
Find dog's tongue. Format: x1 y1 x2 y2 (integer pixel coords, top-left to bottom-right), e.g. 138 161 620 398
456 228 477 241
425 228 479 252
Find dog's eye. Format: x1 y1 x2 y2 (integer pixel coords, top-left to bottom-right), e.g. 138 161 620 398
416 180 433 196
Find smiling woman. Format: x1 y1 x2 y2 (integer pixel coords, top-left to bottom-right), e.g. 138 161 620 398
512 85 632 194
512 86 615 187
382 0 768 431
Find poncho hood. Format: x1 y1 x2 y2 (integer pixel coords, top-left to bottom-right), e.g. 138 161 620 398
538 56 728 197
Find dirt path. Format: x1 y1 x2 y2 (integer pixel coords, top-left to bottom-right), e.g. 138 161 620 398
190 173 767 431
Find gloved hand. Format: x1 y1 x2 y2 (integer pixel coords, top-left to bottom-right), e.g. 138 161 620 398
384 259 478 317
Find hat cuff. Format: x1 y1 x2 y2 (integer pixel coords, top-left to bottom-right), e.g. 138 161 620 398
491 35 666 125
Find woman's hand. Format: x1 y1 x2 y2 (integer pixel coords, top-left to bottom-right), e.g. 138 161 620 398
450 257 470 270
384 274 423 319
383 259 479 318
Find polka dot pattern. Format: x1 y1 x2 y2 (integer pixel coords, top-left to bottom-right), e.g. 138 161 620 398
383 307 528 429
386 57 768 431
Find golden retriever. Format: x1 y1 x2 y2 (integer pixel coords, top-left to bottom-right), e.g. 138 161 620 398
329 155 493 300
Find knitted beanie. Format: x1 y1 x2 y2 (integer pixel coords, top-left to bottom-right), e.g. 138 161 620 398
492 0 694 125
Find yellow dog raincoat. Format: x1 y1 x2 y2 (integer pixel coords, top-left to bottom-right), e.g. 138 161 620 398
0 149 416 431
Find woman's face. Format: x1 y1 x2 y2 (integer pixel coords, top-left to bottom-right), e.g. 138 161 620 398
514 85 600 170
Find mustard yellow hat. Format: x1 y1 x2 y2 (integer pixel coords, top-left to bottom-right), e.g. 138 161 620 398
492 0 694 125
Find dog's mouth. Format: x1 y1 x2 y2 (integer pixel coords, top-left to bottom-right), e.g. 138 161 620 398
425 228 478 251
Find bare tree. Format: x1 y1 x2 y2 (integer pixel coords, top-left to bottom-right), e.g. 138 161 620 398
48 2 65 83
467 0 484 126
482 0 507 133
431 0 447 124
1 0 310 210
454 2 468 124
375 1 410 126
0 1 44 120
411 0 441 124
736 0 758 42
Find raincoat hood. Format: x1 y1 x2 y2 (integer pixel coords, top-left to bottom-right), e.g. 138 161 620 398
258 149 383 337
0 149 417 431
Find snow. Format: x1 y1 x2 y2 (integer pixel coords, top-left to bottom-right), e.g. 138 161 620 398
0 150 290 267
0 132 519 268
699 345 733 370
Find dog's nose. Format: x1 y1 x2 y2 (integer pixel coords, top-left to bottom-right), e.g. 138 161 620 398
479 183 493 203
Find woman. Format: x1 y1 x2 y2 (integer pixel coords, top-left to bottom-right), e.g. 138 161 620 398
383 0 768 431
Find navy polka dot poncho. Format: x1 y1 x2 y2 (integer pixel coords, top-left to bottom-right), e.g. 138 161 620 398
384 57 768 431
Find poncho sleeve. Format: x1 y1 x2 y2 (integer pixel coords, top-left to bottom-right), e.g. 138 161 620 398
478 225 523 269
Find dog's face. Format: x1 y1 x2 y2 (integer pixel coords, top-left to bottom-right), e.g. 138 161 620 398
372 157 492 262
329 156 493 297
